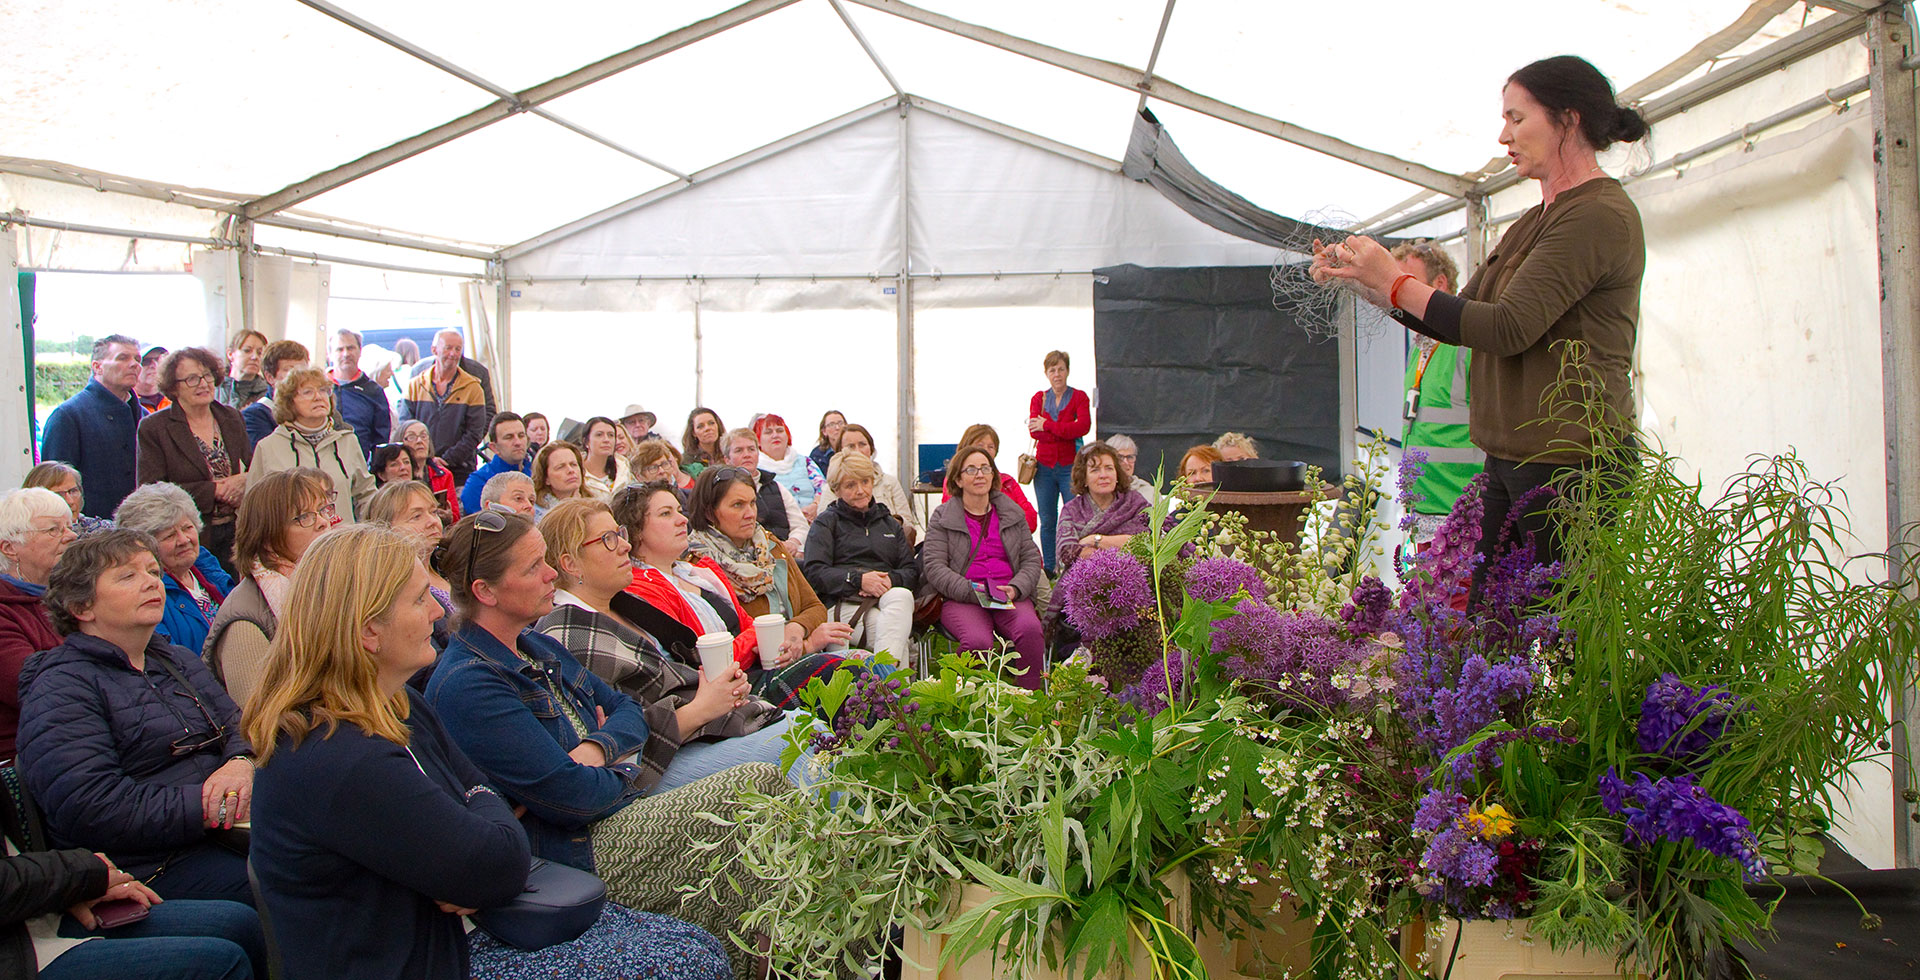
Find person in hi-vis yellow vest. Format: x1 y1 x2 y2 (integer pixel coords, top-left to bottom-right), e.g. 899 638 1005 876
1392 242 1483 545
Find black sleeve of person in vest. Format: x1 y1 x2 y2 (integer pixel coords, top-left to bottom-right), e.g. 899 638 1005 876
0 849 108 925
1392 294 1465 346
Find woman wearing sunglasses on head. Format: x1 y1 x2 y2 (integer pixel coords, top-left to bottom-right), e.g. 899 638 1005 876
17 530 256 905
424 510 792 980
203 468 339 706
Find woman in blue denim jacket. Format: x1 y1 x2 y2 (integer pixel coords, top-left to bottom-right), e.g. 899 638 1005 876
423 511 792 980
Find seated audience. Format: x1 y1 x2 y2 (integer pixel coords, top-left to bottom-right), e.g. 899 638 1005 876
203 468 337 705
22 462 113 536
679 408 725 477
802 453 919 661
536 498 801 791
1180 445 1224 486
721 428 803 550
835 423 920 544
0 842 264 980
1054 443 1151 573
240 340 309 447
754 415 825 521
1104 434 1159 505
248 368 375 524
364 481 453 654
522 412 550 451
245 524 730 980
479 472 539 518
579 417 630 502
809 411 845 477
461 412 533 515
533 439 591 512
370 442 414 487
943 424 1039 532
632 439 694 493
0 488 76 758
19 530 255 903
136 347 252 577
424 511 791 980
398 420 461 519
923 448 1045 688
620 480 858 711
113 483 231 654
618 404 661 447
1214 431 1259 462
215 328 269 408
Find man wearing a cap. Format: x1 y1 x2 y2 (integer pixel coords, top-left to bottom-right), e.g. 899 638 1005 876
619 404 662 445
40 334 144 518
133 346 172 414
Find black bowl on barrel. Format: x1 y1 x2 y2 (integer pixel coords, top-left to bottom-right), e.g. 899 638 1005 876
1212 459 1307 493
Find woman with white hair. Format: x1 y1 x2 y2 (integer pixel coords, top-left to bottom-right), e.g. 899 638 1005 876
0 487 78 758
113 482 233 654
1102 435 1159 505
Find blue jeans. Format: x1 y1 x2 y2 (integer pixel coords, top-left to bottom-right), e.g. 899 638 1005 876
1033 463 1075 573
655 714 817 792
144 842 253 906
47 899 264 980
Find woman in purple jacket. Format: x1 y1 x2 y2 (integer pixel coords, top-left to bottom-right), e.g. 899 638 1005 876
921 447 1046 688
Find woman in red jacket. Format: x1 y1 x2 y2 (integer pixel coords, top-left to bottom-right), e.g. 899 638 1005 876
1026 350 1090 575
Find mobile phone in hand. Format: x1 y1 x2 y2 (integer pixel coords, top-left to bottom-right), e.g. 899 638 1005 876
91 898 150 930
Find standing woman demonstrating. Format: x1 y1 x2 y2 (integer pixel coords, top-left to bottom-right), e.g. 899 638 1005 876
136 347 252 577
1315 55 1645 591
1026 351 1090 576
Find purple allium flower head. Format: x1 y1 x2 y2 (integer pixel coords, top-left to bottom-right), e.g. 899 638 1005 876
1184 557 1268 605
1217 602 1370 708
1339 575 1393 635
1637 673 1743 761
1117 648 1187 715
1599 767 1766 881
1060 547 1153 641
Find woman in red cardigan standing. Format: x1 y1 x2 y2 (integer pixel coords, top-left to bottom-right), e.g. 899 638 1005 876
1027 350 1090 575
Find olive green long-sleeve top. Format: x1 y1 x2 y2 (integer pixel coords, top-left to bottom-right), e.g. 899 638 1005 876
1416 177 1644 465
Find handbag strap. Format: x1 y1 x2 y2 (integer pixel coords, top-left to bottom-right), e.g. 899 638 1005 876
845 595 881 633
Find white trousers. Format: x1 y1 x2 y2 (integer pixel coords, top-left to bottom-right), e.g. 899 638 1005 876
826 586 916 664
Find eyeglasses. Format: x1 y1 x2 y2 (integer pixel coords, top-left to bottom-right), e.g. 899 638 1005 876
960 465 993 477
293 387 329 399
463 508 510 588
53 486 83 500
175 373 215 389
1116 453 1138 463
159 680 228 757
589 527 629 553
27 522 68 539
292 496 340 529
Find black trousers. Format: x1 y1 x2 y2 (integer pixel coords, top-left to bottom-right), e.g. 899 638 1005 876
1469 449 1634 608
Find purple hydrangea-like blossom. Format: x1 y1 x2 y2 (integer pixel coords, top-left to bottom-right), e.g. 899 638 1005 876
1423 826 1501 888
1339 575 1393 635
1398 449 1429 531
1598 767 1766 880
1413 789 1468 833
1216 602 1370 708
1637 673 1743 762
1060 548 1153 642
1184 557 1268 604
1117 648 1187 715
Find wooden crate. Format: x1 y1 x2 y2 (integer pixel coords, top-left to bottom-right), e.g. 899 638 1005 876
1437 920 1632 980
900 870 1192 980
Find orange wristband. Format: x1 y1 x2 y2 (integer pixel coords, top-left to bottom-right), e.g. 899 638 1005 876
1389 273 1418 309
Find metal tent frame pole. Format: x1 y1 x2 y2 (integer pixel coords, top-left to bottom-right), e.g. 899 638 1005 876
896 101 916 486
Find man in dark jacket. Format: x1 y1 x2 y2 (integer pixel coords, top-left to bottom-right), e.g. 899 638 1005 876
328 327 389 460
39 334 143 519
240 339 310 447
800 453 921 661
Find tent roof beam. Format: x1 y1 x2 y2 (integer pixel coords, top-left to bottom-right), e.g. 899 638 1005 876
292 0 691 180
841 0 1474 198
243 0 798 218
905 96 1120 171
828 0 903 96
1135 0 1179 114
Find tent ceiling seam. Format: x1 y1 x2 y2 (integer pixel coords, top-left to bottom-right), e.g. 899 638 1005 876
241 0 797 218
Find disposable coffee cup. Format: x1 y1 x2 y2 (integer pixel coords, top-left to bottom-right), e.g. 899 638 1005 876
752 614 785 669
696 632 735 684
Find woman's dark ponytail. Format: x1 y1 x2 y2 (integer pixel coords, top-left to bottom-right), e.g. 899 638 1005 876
1612 104 1649 144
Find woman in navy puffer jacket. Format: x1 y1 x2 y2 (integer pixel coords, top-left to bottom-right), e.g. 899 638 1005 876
16 530 255 906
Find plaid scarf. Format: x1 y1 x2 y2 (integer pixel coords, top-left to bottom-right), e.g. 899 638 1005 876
684 526 779 601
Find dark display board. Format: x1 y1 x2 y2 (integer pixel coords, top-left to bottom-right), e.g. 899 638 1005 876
1092 264 1341 485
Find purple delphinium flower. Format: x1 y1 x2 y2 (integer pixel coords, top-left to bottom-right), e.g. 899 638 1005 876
1117 648 1187 714
1395 652 1535 754
1398 474 1486 610
1599 767 1766 880
1637 673 1743 762
1339 575 1393 635
1060 548 1153 642
1184 557 1268 605
1398 448 1429 531
1423 826 1501 888
1413 789 1468 833
1217 602 1370 708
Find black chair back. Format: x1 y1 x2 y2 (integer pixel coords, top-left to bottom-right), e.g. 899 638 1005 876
0 765 49 853
246 857 286 980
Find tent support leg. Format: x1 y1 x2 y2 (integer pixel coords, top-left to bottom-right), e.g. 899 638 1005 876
1870 6 1920 870
235 218 256 343
0 233 29 487
491 259 512 409
1462 194 1488 271
895 103 916 487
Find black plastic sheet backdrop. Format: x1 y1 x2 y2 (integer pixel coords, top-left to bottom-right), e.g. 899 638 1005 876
1092 264 1342 486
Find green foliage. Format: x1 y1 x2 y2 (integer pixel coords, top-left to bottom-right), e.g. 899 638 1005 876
33 357 90 408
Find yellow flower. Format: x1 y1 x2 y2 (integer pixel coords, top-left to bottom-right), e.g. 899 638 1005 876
1463 804 1515 840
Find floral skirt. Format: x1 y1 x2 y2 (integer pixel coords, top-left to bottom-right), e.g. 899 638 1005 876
468 903 729 979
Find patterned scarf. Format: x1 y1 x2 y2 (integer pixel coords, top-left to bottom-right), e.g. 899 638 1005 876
684 525 779 601
251 562 294 619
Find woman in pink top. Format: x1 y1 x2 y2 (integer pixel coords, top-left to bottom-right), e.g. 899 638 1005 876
920 448 1046 688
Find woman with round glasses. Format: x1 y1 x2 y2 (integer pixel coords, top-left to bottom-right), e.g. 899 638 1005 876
397 420 461 520
135 347 253 577
536 498 800 792
18 529 256 904
922 447 1046 687
424 510 794 980
22 462 113 536
204 468 338 705
249 368 376 524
